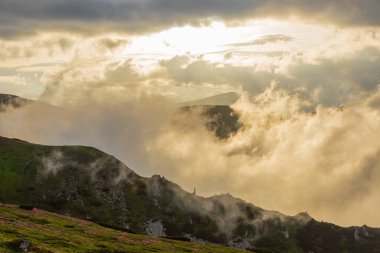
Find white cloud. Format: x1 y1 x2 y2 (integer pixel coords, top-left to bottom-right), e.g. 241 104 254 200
2 85 380 226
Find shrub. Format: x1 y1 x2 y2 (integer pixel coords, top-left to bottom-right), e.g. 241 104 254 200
19 205 34 210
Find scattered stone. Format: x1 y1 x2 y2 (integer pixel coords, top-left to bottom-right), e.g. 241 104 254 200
354 228 360 241
146 220 166 237
3 239 31 252
228 238 252 249
282 228 289 239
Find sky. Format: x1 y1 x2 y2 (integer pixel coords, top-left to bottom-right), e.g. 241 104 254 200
1 0 380 227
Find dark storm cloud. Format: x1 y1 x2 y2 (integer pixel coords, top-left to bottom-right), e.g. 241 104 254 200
1 0 380 37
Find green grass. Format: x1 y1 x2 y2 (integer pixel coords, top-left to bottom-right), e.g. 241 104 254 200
0 203 250 253
0 136 232 240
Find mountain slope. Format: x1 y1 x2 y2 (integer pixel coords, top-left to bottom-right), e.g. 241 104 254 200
181 105 242 139
1 136 380 252
0 203 248 253
0 94 31 111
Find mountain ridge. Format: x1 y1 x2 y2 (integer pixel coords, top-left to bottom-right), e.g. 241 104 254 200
180 92 240 107
1 136 380 252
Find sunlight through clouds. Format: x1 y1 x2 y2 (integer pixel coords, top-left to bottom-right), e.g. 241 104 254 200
2 0 380 228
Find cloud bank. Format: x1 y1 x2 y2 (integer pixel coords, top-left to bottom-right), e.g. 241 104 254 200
159 47 380 107
2 82 380 227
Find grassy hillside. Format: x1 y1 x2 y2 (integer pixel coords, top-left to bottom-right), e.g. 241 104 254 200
1 136 380 252
0 136 152 233
0 203 248 253
0 136 304 250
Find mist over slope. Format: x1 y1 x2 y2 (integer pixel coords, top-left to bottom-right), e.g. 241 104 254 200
1 136 380 252
2 90 380 228
0 92 240 142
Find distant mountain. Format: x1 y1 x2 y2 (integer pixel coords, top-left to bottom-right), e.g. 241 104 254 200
181 105 242 139
0 93 242 139
0 204 247 253
180 92 240 106
1 136 380 252
0 94 31 111
180 92 242 139
0 94 66 116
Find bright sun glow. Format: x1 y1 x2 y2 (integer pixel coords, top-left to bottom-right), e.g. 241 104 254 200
123 21 263 60
120 19 337 74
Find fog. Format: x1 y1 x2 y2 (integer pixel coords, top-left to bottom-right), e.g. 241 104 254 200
2 83 380 227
